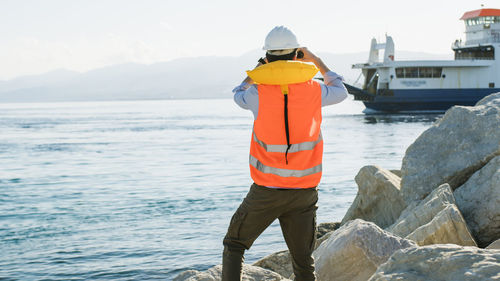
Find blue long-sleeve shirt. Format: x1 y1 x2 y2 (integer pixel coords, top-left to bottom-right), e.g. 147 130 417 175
233 70 348 119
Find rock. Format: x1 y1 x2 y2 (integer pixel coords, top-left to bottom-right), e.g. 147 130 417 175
368 244 500 281
173 264 289 281
174 270 200 281
386 183 476 246
476 91 500 106
313 219 416 281
386 183 455 238
316 222 340 239
400 94 500 204
405 204 477 246
253 250 293 279
315 231 334 249
454 156 500 247
389 169 402 177
487 239 500 249
341 166 406 228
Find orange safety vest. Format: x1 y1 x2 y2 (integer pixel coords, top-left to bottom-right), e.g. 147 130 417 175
246 61 323 188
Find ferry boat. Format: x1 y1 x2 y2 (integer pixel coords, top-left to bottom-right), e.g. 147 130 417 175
346 8 500 112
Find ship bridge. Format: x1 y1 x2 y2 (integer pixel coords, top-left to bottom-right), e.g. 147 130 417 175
453 9 500 51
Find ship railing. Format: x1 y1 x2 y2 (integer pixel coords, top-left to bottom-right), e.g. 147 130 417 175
452 36 500 48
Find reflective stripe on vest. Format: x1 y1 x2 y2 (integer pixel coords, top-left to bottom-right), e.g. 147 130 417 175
249 155 322 178
253 131 323 153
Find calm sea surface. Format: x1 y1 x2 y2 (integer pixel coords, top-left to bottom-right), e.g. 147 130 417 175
0 98 440 280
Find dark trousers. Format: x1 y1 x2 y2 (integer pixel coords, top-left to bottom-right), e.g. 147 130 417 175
222 183 318 281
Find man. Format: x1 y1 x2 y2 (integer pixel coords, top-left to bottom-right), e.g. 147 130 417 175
223 26 348 281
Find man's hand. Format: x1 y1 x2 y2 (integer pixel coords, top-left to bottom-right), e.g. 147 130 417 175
297 47 331 76
297 47 318 63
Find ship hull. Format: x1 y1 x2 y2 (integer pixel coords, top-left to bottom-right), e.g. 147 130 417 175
362 88 500 112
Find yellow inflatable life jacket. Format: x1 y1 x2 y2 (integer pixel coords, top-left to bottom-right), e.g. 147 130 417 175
246 61 319 94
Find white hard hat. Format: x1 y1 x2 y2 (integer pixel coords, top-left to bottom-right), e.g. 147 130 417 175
263 26 301 51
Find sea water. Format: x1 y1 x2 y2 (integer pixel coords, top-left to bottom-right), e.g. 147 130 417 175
0 98 439 280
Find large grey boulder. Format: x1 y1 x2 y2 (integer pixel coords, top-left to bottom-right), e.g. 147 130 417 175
386 184 476 246
389 169 402 177
341 166 406 228
316 222 340 239
476 91 500 106
368 244 500 281
487 239 500 249
454 155 500 247
405 204 477 246
253 250 293 279
386 183 455 237
315 231 334 250
173 264 289 281
400 94 500 204
313 219 416 281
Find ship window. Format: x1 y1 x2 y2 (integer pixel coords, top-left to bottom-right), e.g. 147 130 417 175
484 16 494 24
455 46 495 60
432 68 442 78
395 67 443 78
467 19 477 26
395 68 404 78
406 68 418 78
419 67 432 78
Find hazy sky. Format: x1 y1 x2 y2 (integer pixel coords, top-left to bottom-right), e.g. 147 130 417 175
1 0 497 80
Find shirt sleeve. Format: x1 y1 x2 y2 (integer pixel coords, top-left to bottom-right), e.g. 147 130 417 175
233 82 259 118
320 71 348 106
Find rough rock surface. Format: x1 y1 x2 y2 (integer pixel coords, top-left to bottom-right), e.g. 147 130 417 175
487 239 500 249
315 231 333 249
313 219 416 281
405 204 476 246
316 222 340 239
253 250 293 279
386 183 455 237
400 94 500 204
368 244 500 281
341 166 406 228
389 169 402 177
173 264 289 281
454 155 500 247
476 91 500 106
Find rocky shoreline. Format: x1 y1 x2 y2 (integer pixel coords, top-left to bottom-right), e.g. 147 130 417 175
175 93 500 281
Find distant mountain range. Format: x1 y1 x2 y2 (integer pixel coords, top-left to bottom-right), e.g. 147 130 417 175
0 50 451 102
